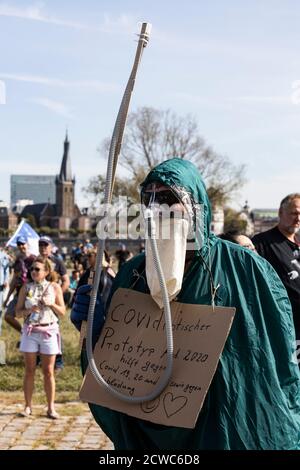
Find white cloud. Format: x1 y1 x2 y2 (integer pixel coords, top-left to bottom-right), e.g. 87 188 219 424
0 73 119 92
98 13 138 34
0 5 139 35
0 2 86 29
30 97 74 119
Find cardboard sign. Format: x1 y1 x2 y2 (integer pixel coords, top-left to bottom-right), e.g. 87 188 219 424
80 288 235 429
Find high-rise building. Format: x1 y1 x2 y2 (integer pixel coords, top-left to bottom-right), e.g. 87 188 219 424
10 175 56 206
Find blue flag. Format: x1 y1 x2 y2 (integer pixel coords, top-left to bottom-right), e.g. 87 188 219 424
6 219 39 255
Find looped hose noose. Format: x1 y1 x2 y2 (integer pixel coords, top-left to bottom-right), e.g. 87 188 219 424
85 23 175 403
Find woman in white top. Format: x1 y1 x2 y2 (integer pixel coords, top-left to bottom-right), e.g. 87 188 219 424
16 256 65 419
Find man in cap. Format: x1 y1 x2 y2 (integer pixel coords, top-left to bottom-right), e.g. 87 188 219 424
38 236 70 294
4 236 36 334
79 159 300 450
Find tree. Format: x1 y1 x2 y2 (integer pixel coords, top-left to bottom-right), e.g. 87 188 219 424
85 106 246 208
38 226 52 235
83 174 140 209
223 208 248 233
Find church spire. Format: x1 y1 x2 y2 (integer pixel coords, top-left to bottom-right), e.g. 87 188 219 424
58 130 72 181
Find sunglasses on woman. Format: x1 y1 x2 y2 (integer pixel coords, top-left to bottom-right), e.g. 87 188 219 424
30 267 42 273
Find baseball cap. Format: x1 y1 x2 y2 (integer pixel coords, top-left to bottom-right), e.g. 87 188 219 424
39 236 53 245
16 236 27 245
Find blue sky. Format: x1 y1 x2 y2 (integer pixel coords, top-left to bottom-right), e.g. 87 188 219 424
1 0 300 210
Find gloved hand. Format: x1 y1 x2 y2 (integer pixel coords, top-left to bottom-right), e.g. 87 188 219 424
70 284 105 345
70 284 91 330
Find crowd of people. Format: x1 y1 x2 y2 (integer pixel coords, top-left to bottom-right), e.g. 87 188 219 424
0 236 132 417
0 160 299 449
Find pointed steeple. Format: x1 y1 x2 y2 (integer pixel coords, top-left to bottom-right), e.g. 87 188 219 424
55 131 75 218
58 130 72 182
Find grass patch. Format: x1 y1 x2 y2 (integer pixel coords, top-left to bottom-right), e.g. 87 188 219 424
0 311 83 399
58 404 86 416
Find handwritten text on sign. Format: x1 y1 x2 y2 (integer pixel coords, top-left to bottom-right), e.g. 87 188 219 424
80 288 235 429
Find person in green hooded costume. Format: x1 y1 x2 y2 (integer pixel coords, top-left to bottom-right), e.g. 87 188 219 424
79 158 300 450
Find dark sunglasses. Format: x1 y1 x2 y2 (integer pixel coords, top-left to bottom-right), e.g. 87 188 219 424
17 242 26 247
39 242 49 247
142 190 180 207
30 267 41 273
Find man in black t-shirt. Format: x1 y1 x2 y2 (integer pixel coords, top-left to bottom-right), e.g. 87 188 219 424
38 236 69 293
253 193 300 342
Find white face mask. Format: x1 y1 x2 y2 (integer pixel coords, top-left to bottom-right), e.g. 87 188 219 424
145 216 189 309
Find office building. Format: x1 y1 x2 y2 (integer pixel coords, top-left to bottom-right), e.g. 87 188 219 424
10 175 56 206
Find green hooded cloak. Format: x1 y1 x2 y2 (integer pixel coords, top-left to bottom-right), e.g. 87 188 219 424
82 158 300 450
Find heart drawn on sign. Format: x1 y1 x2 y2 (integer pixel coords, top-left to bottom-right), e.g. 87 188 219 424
163 392 188 418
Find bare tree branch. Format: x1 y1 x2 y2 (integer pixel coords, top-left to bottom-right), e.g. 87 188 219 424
86 106 246 209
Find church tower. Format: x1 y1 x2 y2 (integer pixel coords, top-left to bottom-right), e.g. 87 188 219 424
55 131 75 219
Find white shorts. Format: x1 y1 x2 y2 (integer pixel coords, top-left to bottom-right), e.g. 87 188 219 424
20 326 61 355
